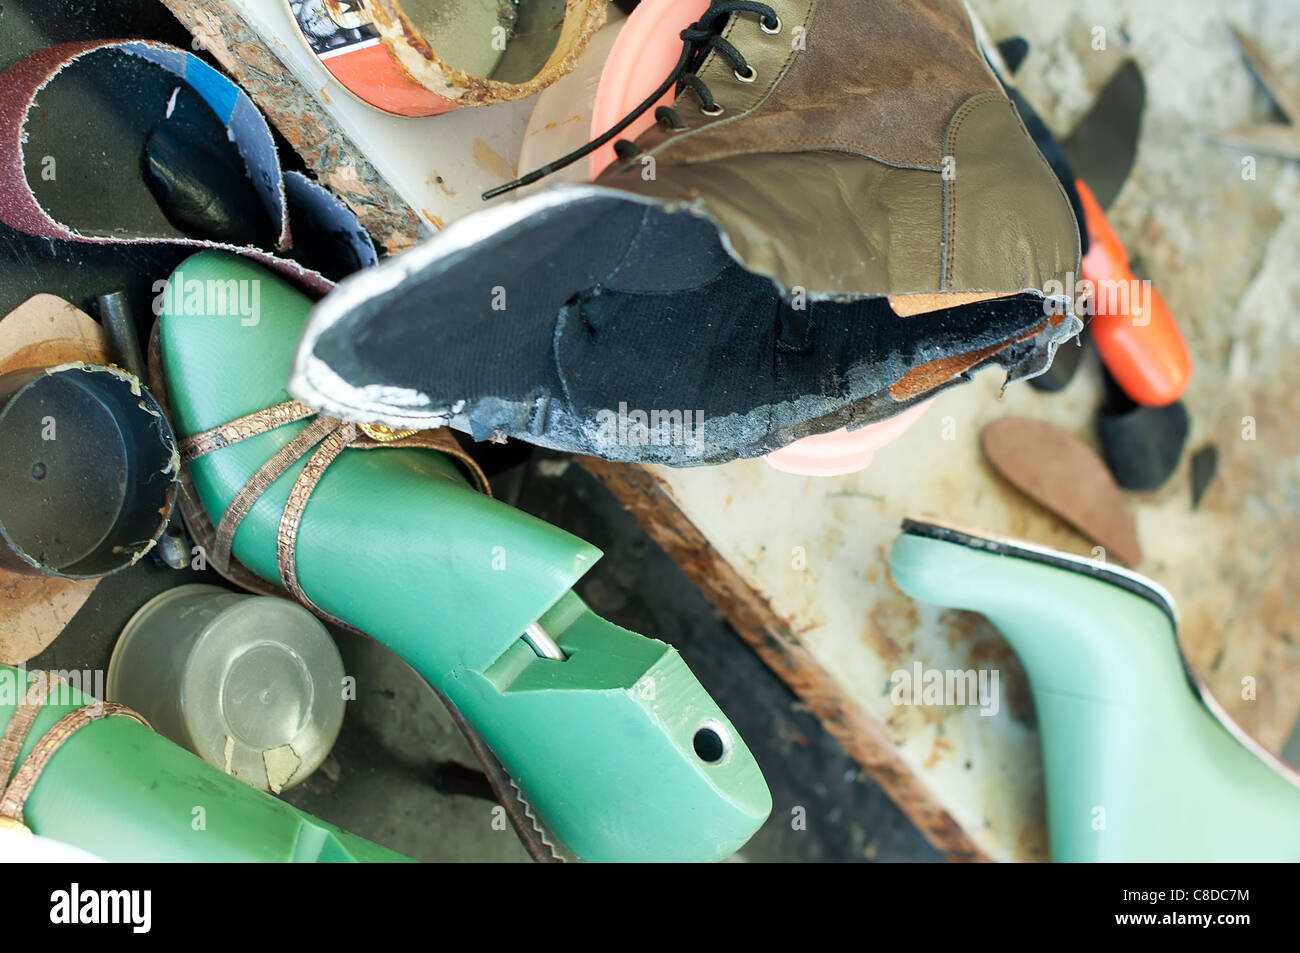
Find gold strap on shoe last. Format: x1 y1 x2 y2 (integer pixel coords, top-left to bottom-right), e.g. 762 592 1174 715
178 399 490 621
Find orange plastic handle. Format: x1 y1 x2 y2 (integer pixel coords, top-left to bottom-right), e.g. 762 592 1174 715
1077 179 1192 406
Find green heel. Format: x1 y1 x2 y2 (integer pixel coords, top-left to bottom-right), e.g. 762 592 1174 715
158 251 770 862
889 520 1300 862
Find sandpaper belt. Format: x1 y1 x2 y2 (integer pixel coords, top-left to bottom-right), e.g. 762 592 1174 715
0 38 375 298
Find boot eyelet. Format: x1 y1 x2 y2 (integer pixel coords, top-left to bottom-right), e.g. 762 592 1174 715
734 65 757 83
700 103 725 116
760 16 782 34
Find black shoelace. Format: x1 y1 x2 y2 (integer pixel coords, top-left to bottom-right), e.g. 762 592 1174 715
482 0 779 200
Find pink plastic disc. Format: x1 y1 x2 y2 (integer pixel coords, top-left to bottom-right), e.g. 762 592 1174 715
763 400 935 477
589 0 710 178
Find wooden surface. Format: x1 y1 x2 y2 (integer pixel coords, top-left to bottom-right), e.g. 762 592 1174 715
0 295 110 664
156 0 1300 861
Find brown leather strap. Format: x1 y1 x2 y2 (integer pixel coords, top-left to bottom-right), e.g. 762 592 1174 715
179 399 489 495
211 415 344 573
179 401 318 462
351 429 491 496
188 398 492 590
277 422 356 610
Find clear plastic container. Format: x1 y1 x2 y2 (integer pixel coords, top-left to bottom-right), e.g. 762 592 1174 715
107 585 345 794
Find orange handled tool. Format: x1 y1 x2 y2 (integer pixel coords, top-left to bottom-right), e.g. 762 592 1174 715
1077 179 1192 406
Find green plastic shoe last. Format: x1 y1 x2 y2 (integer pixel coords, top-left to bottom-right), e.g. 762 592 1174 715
0 666 407 861
889 519 1300 862
158 251 770 862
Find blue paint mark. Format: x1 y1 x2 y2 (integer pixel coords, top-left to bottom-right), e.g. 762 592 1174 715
184 53 239 124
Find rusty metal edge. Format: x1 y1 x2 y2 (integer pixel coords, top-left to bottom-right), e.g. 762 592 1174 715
578 456 992 863
158 0 423 255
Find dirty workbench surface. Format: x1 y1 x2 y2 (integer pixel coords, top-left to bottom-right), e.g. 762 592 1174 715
157 0 1300 861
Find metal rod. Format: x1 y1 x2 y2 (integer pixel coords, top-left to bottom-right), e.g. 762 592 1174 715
98 290 191 570
98 291 147 380
522 621 565 661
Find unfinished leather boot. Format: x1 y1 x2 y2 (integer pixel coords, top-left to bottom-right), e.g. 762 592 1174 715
290 0 1081 465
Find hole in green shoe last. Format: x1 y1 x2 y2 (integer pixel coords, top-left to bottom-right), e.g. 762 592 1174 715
693 722 729 764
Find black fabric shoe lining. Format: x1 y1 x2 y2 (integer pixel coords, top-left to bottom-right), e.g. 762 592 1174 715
309 194 1056 465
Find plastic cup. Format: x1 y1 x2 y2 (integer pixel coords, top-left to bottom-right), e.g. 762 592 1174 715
107 584 346 794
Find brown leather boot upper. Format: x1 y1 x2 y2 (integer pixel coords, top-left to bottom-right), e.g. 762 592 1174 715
596 0 1080 299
